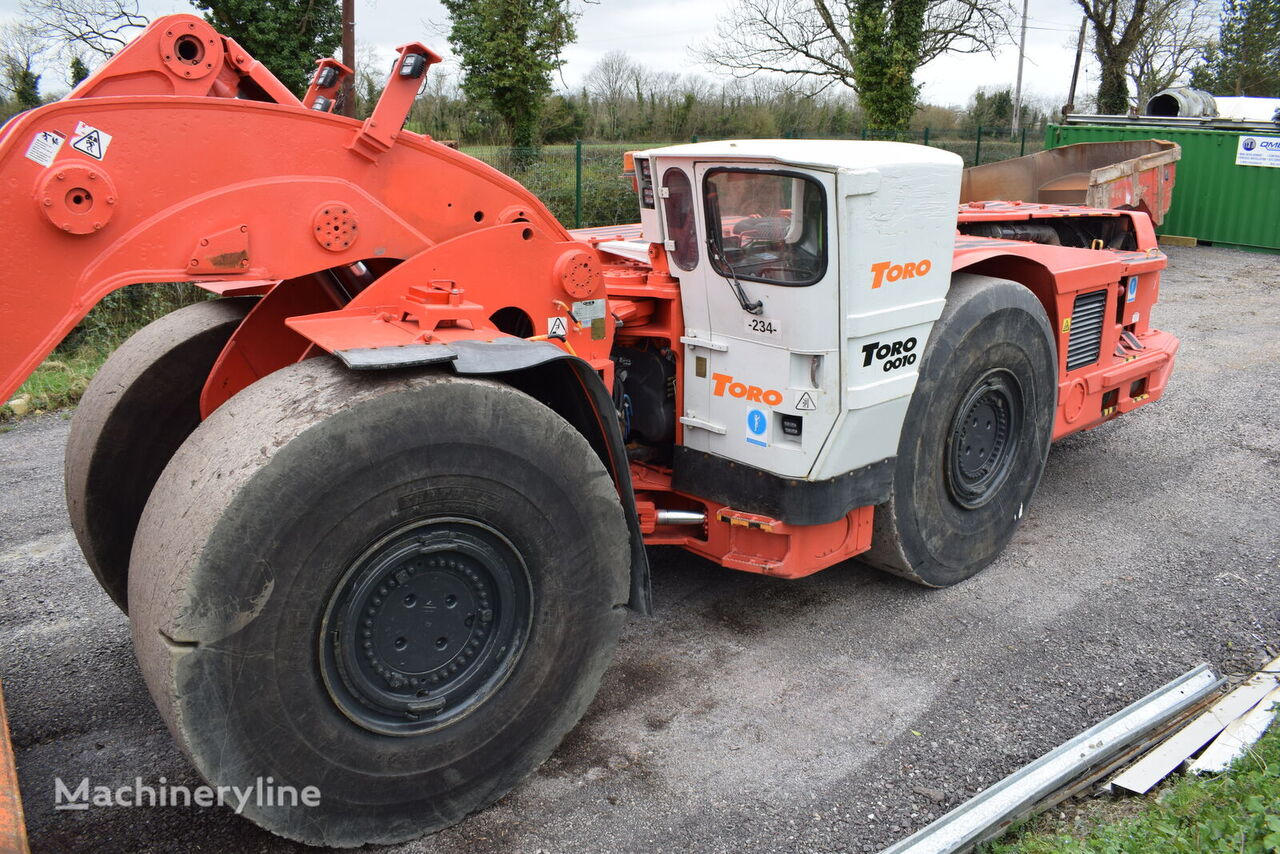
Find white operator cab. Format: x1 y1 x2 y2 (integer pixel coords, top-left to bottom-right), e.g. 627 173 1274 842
629 140 963 520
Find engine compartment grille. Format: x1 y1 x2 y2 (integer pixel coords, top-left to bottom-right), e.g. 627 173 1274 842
1066 289 1108 371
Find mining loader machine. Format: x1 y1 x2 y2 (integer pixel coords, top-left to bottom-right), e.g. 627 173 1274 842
0 16 1178 845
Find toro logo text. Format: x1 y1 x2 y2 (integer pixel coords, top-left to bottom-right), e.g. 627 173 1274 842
862 337 918 372
870 258 932 289
712 373 784 406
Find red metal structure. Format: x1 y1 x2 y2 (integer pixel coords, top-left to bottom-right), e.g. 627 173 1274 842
0 16 1179 847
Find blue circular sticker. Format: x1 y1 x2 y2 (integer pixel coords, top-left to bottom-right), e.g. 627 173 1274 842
747 409 767 435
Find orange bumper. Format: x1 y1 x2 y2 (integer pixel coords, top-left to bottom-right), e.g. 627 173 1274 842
1055 327 1179 438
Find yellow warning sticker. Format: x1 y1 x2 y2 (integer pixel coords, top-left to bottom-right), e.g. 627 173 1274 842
1061 317 1072 334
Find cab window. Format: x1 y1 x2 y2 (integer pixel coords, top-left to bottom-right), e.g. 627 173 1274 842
704 169 827 286
662 168 699 271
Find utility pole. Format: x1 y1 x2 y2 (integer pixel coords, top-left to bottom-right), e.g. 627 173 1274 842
1063 17 1087 121
1011 0 1029 135
341 0 356 117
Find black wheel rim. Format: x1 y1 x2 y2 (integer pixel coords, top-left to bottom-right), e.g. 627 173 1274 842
320 518 532 736
945 369 1024 509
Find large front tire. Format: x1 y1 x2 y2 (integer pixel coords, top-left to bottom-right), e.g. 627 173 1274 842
863 274 1057 586
64 297 254 612
128 358 630 846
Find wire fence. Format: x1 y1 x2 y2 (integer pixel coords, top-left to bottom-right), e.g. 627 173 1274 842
851 126 1040 167
465 127 1042 230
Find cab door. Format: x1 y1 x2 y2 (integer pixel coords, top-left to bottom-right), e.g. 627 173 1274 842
677 163 842 479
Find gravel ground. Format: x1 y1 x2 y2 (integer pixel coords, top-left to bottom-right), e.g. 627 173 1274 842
1 244 1277 854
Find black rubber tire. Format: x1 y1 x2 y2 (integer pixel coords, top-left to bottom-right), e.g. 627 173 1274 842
128 357 630 847
64 297 254 613
862 274 1057 586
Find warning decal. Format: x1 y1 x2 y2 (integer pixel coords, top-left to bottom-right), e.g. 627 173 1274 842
795 391 817 411
547 316 569 338
70 122 111 160
25 131 64 167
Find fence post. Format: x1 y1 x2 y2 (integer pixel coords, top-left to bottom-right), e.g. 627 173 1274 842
923 127 930 146
1020 126 1027 156
860 126 867 140
574 139 583 229
975 125 983 166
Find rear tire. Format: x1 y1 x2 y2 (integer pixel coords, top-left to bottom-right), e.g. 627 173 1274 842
128 358 630 846
863 274 1057 586
64 297 253 612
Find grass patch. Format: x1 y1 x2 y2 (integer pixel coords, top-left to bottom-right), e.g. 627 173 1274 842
2 283 207 421
464 145 646 229
983 719 1280 853
8 351 101 414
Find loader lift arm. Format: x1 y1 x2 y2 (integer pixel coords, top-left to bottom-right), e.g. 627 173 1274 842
0 22 656 843
0 14 649 610
0 14 613 406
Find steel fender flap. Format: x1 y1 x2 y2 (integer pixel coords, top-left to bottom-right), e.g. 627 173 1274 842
333 338 563 372
339 338 652 615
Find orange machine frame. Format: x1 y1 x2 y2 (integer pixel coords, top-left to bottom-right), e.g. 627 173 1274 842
0 15 1178 583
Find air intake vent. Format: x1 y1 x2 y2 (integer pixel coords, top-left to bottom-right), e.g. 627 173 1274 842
1066 289 1107 371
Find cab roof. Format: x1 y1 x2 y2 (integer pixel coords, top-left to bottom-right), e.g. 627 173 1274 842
639 139 962 172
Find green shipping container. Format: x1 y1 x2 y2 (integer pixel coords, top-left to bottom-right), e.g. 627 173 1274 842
1046 123 1280 252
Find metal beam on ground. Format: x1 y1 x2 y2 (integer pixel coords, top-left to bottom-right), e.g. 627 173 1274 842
1188 683 1280 775
1110 670 1278 794
879 664 1222 854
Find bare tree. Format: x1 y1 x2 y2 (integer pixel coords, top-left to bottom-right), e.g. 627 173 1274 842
696 0 1011 129
1070 0 1197 113
22 0 147 60
585 50 636 102
646 69 682 103
353 42 390 117
0 20 49 109
1126 0 1216 106
585 50 642 136
408 64 464 138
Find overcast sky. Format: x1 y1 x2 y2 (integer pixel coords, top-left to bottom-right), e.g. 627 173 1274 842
1 0 1110 109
